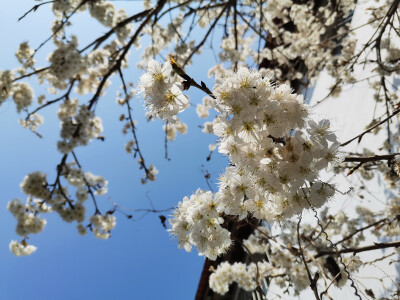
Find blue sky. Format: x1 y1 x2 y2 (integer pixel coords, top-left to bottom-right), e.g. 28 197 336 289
0 1 228 299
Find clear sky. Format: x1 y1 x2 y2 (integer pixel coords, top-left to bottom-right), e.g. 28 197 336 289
0 1 229 299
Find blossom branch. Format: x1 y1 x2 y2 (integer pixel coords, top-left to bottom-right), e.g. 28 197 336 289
316 240 400 258
87 0 167 111
25 78 76 121
34 0 88 55
341 108 400 147
297 215 321 300
79 8 153 53
118 68 152 180
18 1 55 22
13 67 49 82
71 151 100 214
183 1 231 67
333 216 396 246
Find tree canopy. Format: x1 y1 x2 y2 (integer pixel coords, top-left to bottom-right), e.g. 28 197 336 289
2 0 400 299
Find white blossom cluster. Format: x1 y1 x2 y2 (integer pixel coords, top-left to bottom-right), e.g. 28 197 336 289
208 191 400 297
367 0 400 74
0 69 14 104
219 24 255 66
171 67 341 260
7 195 50 256
12 82 34 113
163 121 188 141
0 0 136 135
203 0 357 90
8 166 113 255
63 163 109 198
89 214 116 239
20 171 51 199
209 261 261 295
209 214 366 296
58 104 103 153
19 113 44 133
142 164 159 183
0 68 36 113
47 36 85 83
8 198 47 237
386 196 400 219
52 0 86 17
139 60 189 123
196 96 213 119
140 13 196 67
52 0 133 40
9 240 37 256
169 189 231 260
212 68 341 219
15 41 35 69
89 1 116 27
265 0 355 83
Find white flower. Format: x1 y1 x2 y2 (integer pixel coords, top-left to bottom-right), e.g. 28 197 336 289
9 240 37 256
139 59 172 88
12 82 34 112
20 171 50 199
171 67 340 260
139 60 189 123
90 214 116 239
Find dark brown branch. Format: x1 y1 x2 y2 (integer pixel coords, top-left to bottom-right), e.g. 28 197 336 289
343 153 399 175
164 121 169 160
34 0 88 54
79 8 152 53
316 240 400 258
304 219 333 250
71 151 100 214
169 57 216 99
297 215 321 300
341 108 400 147
344 153 399 163
18 1 55 22
334 217 394 246
117 68 152 180
48 154 74 209
87 0 167 110
25 79 76 121
381 76 392 153
183 1 230 67
375 0 400 72
233 0 238 71
182 2 228 20
13 67 49 82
